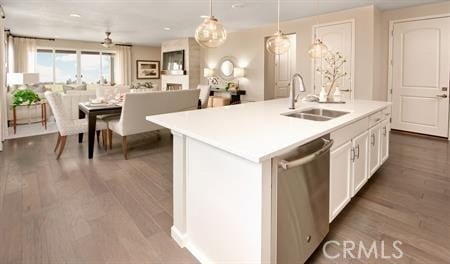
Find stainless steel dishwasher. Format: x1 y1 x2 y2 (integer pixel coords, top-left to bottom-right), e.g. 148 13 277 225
272 135 333 263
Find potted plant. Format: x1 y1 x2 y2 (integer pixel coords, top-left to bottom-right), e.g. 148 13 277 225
316 51 348 101
12 89 41 107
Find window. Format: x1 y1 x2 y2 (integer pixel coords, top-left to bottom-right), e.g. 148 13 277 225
81 51 101 88
36 49 53 83
55 50 77 84
102 53 115 84
36 49 115 87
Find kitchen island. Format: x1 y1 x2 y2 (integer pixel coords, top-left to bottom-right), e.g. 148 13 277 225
146 98 391 263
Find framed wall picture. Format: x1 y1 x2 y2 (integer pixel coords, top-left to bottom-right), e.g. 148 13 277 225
136 60 160 79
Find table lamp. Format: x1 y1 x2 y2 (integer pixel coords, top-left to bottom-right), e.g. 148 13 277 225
7 73 40 90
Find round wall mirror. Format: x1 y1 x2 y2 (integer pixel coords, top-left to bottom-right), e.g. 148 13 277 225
218 57 236 80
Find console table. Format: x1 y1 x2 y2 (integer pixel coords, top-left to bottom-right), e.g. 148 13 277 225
12 101 47 134
210 88 246 104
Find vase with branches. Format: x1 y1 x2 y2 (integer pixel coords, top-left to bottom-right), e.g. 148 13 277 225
316 51 347 98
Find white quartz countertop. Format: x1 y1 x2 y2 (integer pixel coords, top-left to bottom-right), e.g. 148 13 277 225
147 99 391 163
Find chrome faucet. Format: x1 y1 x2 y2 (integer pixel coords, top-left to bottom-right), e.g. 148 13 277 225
289 73 306 109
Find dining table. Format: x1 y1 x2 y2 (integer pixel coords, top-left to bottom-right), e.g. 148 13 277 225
78 102 122 159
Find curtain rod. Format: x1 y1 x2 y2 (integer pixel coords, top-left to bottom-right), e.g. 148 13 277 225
6 31 133 46
7 32 55 41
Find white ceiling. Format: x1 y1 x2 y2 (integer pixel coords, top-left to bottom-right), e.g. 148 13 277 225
1 0 445 46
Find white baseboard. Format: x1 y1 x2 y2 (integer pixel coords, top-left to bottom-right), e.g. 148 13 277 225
171 226 212 263
171 226 187 248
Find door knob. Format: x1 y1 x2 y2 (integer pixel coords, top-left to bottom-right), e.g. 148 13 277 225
436 94 448 98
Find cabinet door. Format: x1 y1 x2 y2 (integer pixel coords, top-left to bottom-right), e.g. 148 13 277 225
369 124 381 177
329 141 352 222
351 131 369 196
380 120 390 163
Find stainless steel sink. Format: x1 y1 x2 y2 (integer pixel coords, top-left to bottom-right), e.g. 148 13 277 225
283 108 349 121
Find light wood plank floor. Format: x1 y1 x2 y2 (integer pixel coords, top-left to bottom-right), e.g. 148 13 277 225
0 131 449 263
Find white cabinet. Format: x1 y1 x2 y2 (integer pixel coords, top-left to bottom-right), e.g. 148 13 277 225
330 107 391 222
380 119 390 163
351 131 369 196
329 141 352 222
369 123 382 177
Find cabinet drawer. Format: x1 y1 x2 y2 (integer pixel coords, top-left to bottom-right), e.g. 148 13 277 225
382 107 391 120
331 117 369 150
369 111 384 127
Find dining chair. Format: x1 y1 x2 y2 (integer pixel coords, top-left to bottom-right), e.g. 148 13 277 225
45 91 108 159
197 85 211 109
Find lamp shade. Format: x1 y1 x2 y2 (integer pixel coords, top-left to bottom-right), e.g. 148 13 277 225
308 39 329 58
203 68 214 78
233 67 245 78
266 31 290 55
195 16 227 48
7 73 40 85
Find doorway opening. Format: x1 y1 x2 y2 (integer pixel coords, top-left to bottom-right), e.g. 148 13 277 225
264 33 296 100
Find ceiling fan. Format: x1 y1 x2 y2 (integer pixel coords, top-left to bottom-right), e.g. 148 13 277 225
101 32 114 48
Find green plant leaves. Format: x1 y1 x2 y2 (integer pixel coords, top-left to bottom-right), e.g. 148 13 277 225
12 89 41 106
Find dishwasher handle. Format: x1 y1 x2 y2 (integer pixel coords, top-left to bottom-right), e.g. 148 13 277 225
279 139 334 170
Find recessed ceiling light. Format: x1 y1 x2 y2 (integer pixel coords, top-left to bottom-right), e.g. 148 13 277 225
163 27 171 31
70 13 81 18
231 3 245 8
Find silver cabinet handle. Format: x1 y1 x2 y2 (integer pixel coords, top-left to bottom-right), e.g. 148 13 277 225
279 139 334 170
436 94 448 98
340 89 352 92
383 127 387 136
351 147 356 162
371 134 375 146
355 144 360 159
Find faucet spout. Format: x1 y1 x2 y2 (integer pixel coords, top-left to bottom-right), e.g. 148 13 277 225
289 73 306 109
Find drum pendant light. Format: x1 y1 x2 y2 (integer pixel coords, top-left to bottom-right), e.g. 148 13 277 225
266 0 290 55
195 0 227 48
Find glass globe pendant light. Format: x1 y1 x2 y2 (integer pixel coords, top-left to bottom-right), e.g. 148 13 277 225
308 37 328 58
195 0 227 48
308 0 328 58
266 0 290 55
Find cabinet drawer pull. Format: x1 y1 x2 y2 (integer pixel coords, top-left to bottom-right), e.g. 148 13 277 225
351 147 356 162
371 134 375 146
356 144 360 159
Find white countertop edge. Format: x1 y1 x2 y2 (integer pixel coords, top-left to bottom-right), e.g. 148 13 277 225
146 103 390 164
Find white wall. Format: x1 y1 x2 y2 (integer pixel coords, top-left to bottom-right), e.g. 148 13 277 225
131 45 161 88
35 38 161 87
200 5 377 102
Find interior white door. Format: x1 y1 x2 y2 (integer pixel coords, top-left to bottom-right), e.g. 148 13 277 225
275 34 296 98
391 17 450 137
313 21 354 100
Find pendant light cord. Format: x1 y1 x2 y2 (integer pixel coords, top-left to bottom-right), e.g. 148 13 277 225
277 0 280 32
314 0 320 39
210 0 213 17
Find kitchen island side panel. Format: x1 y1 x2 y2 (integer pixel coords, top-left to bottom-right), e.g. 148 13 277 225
184 136 272 263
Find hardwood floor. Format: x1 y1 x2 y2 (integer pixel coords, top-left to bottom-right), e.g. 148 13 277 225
0 131 449 263
309 132 450 263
